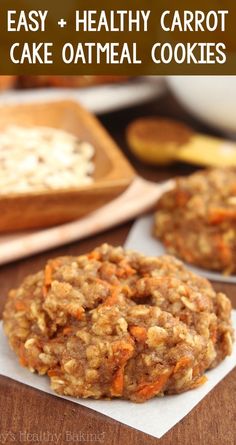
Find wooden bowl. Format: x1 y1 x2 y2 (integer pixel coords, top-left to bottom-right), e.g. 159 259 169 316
0 100 135 232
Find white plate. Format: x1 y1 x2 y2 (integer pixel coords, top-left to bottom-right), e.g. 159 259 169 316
125 214 236 284
0 77 165 114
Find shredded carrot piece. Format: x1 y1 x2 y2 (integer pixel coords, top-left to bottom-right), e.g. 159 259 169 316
175 190 190 207
104 295 116 306
191 375 208 389
112 340 134 365
104 284 134 306
121 285 133 297
43 259 62 298
174 356 191 373
116 261 136 278
179 313 189 324
75 307 85 320
87 251 101 261
110 340 134 397
125 265 136 276
62 327 73 336
210 327 218 344
135 371 171 400
104 287 120 306
129 325 147 342
208 207 236 224
111 366 125 396
19 344 27 367
213 234 232 264
47 369 60 377
95 277 112 288
44 264 52 286
230 184 236 195
15 301 26 312
101 263 117 274
43 264 53 297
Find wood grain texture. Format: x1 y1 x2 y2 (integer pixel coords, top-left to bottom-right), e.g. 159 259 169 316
0 100 134 232
0 92 235 445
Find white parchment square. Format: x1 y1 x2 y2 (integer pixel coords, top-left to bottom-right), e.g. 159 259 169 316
0 313 235 439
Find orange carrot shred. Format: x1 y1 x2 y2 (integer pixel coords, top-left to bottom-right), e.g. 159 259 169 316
210 327 218 344
87 251 101 261
129 325 147 342
213 234 232 263
112 340 134 366
175 189 190 207
191 375 208 389
62 327 73 336
104 287 120 306
111 366 125 396
116 261 136 278
95 278 112 288
19 344 27 367
174 356 191 373
135 371 171 400
15 301 26 312
75 307 85 320
110 341 134 396
43 259 62 297
47 369 60 377
121 285 133 297
43 264 53 298
208 207 236 224
44 264 52 286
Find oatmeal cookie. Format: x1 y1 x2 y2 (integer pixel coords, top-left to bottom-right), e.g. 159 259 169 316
154 168 236 275
18 75 129 89
3 244 233 402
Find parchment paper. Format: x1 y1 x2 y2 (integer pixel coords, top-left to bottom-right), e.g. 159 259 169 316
0 314 235 439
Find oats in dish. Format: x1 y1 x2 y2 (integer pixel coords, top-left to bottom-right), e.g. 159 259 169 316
154 168 236 275
3 244 233 402
0 126 95 194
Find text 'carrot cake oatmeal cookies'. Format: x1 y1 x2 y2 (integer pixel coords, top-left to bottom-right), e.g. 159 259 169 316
3 244 233 403
154 168 236 275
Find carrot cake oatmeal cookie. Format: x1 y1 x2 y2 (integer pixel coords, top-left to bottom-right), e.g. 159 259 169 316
154 168 236 275
18 75 129 89
3 244 233 402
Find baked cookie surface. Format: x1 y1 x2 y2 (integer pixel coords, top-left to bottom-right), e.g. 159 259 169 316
3 244 233 402
154 168 236 275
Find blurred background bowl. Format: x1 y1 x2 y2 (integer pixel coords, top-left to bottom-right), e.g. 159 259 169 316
167 76 236 135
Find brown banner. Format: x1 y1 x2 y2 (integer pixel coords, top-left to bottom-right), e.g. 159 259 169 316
0 0 236 75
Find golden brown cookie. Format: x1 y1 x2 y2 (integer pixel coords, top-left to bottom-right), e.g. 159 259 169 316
18 75 129 89
0 76 17 90
3 244 233 402
155 168 236 275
